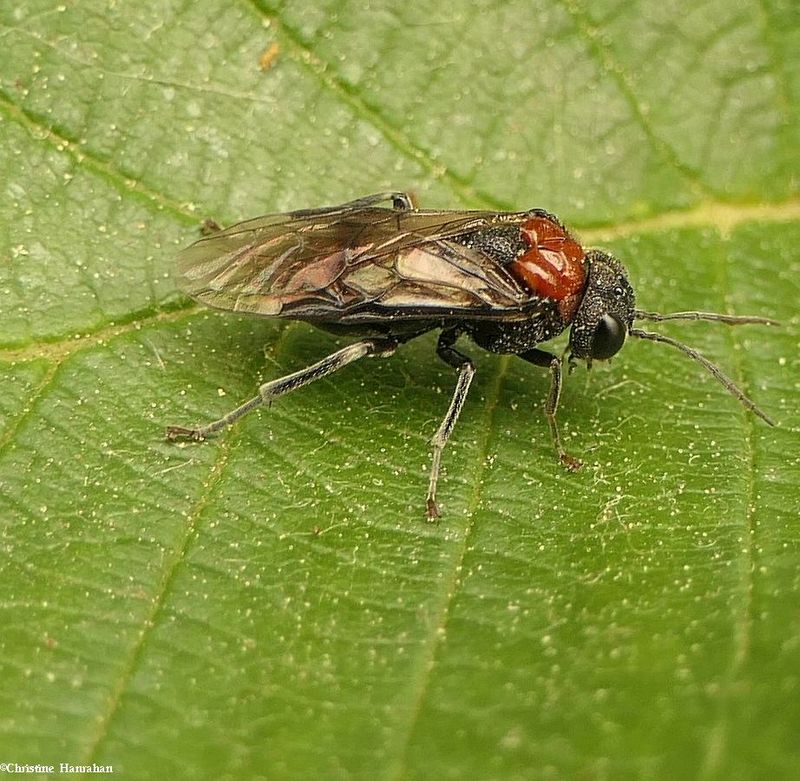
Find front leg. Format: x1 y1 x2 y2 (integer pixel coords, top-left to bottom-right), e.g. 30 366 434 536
426 329 476 520
518 348 582 471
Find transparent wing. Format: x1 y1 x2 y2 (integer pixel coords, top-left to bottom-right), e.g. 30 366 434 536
175 205 535 322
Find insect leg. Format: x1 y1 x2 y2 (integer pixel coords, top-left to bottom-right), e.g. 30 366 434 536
285 193 415 221
200 218 223 235
166 339 393 441
426 330 476 520
337 192 415 211
518 349 582 471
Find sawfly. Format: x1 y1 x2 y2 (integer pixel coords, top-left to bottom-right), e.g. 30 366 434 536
167 192 776 519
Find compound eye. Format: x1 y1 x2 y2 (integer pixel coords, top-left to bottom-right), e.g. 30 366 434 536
591 314 626 359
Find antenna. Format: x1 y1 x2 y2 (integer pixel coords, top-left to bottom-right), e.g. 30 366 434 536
629 326 775 426
635 309 779 326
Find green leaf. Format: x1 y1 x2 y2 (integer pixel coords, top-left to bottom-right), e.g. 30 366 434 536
1 1 798 779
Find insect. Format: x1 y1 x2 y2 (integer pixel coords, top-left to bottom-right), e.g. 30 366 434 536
167 192 777 519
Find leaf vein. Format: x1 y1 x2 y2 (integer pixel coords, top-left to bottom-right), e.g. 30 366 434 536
243 0 498 210
383 355 511 780
0 361 60 458
557 0 712 199
0 88 196 226
79 433 236 765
